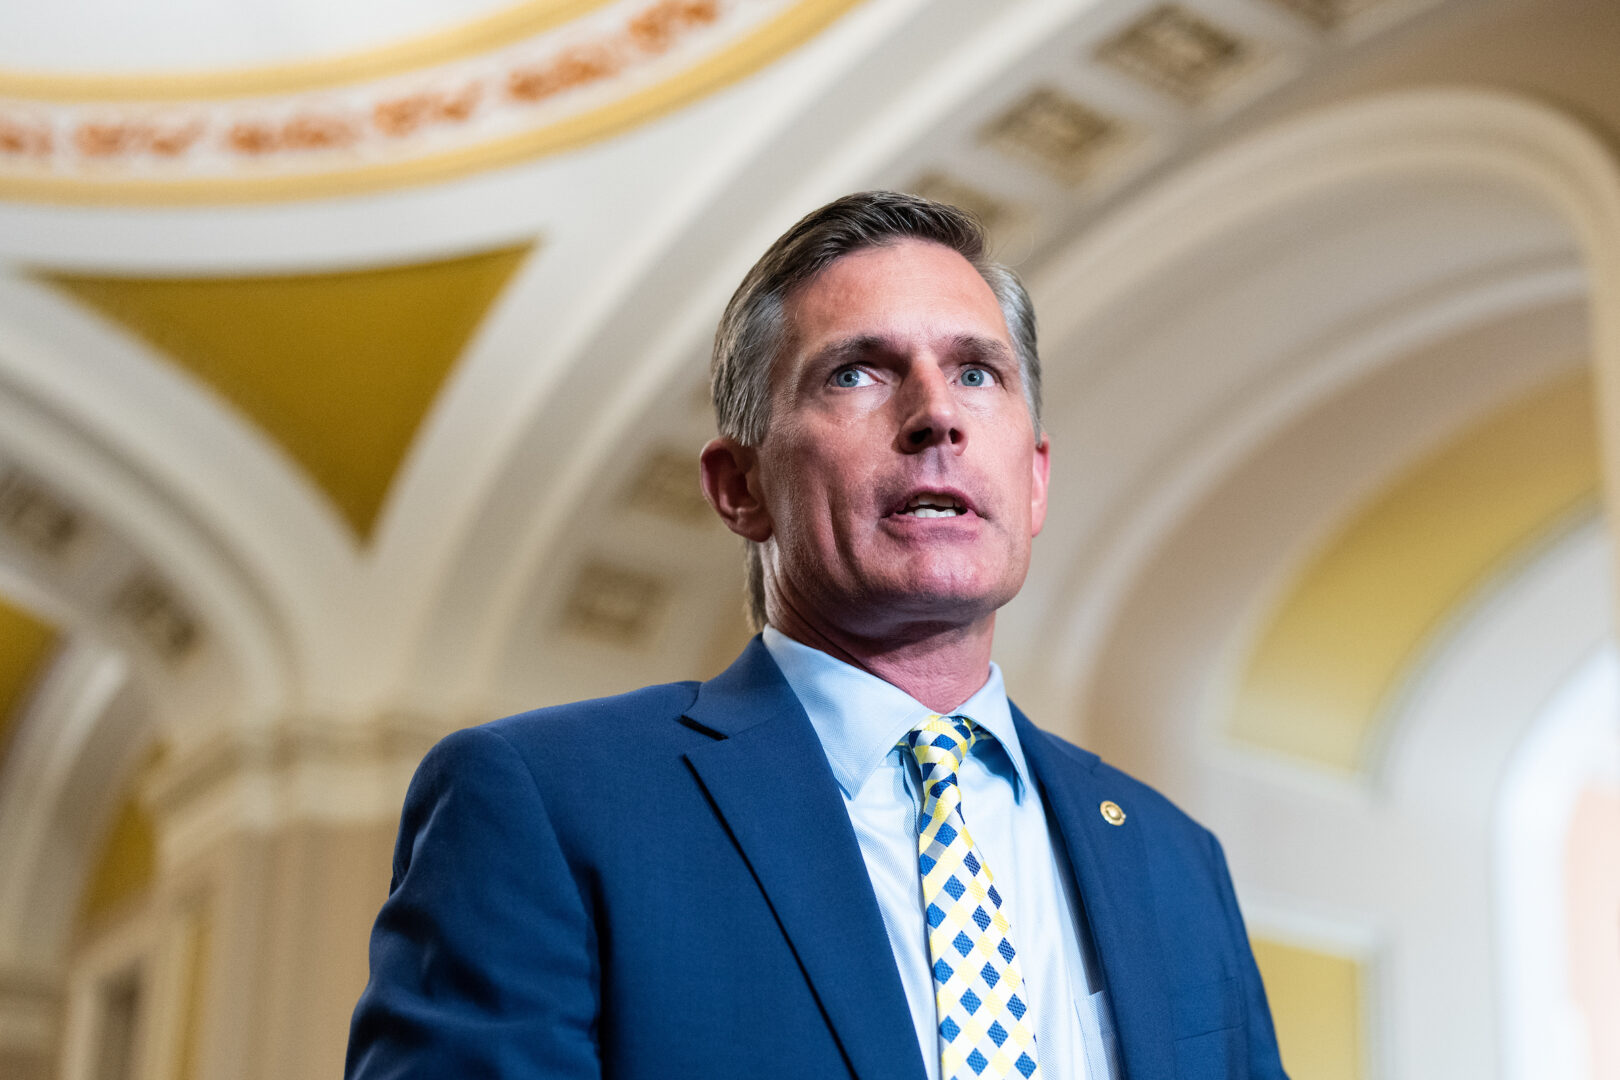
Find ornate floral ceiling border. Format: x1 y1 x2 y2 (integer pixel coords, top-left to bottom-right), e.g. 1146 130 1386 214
0 0 861 204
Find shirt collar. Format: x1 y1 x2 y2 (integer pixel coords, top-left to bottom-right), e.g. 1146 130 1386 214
761 625 1031 801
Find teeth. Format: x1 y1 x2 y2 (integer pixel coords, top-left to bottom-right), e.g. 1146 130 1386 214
900 492 966 518
904 492 965 513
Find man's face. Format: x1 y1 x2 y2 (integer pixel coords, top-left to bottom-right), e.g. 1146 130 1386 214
751 238 1050 636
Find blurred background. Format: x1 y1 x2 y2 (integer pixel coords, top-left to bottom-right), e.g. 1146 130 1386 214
0 0 1616 1077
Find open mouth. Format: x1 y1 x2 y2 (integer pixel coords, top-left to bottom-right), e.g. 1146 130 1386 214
897 492 969 518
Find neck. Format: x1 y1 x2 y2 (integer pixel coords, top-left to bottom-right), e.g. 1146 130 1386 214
768 605 996 713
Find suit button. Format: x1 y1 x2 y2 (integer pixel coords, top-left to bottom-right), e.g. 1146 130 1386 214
1099 800 1126 826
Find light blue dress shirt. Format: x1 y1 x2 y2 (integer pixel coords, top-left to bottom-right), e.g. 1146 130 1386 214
762 627 1120 1080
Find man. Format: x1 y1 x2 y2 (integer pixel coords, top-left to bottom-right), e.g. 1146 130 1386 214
347 192 1287 1079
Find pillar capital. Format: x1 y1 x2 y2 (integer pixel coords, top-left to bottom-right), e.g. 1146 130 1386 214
142 712 446 876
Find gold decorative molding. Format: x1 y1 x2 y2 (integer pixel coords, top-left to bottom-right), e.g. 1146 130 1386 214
0 0 617 102
0 0 864 204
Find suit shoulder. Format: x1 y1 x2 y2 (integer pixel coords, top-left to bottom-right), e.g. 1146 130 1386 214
405 681 705 814
464 679 703 759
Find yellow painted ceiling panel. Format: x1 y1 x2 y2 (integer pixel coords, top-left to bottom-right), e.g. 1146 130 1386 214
0 595 57 753
51 243 531 539
1251 937 1362 1080
77 795 157 930
1234 372 1599 771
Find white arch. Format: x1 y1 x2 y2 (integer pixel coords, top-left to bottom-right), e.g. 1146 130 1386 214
1018 87 1620 723
0 408 290 739
1372 519 1614 1077
1016 87 1620 1080
0 276 345 980
0 276 354 722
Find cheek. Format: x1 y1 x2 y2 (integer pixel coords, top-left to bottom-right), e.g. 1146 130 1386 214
762 450 834 533
761 420 882 531
778 431 863 496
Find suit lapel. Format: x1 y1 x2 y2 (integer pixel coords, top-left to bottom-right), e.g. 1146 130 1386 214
1013 708 1177 1080
683 639 926 1080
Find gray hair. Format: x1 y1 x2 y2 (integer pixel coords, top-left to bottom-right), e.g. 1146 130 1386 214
709 190 1042 631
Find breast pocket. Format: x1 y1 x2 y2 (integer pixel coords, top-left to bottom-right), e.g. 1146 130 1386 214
1172 975 1241 1038
1171 976 1244 1079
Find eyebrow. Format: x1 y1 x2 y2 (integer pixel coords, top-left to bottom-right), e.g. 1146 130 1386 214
807 333 1015 369
951 335 1016 365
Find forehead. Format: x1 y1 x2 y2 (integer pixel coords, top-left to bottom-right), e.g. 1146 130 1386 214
782 239 1010 355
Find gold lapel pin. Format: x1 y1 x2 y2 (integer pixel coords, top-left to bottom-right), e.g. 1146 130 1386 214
1100 800 1126 826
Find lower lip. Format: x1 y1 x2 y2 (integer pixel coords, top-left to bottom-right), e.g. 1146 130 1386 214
884 511 981 530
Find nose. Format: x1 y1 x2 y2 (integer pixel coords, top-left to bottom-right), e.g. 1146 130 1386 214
899 362 963 453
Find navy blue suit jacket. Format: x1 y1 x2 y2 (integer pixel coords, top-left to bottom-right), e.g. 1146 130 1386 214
347 638 1287 1079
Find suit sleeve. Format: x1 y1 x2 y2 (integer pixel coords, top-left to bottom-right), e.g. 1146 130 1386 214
346 725 601 1079
1205 830 1289 1080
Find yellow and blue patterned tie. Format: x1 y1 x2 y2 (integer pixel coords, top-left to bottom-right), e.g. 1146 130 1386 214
903 715 1039 1080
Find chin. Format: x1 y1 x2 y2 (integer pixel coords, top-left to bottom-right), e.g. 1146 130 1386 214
896 551 1022 598
876 573 1018 621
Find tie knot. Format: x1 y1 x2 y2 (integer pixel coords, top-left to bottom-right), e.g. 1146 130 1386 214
902 714 978 776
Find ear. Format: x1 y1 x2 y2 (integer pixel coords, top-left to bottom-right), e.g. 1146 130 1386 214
700 437 773 542
1029 434 1051 537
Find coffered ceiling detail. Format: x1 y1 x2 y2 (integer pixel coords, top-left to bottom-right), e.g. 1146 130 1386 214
0 468 83 566
0 456 220 712
1260 0 1385 30
908 172 1013 235
560 560 671 645
624 447 715 525
1096 4 1256 104
109 573 200 668
982 87 1125 187
888 0 1442 281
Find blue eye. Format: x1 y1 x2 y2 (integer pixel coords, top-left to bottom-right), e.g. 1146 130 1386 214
833 368 873 388
960 367 993 387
